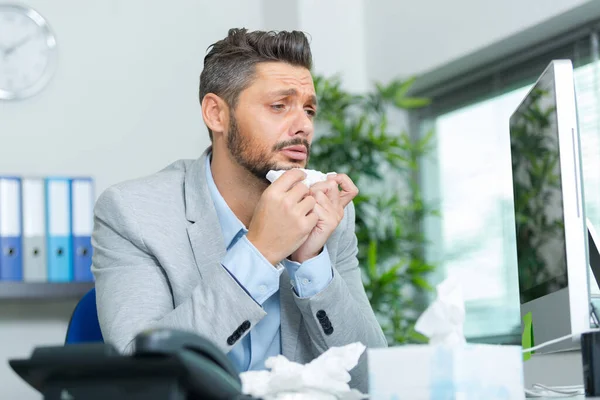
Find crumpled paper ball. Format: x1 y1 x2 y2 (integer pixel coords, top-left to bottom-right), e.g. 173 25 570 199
240 342 368 400
266 169 337 188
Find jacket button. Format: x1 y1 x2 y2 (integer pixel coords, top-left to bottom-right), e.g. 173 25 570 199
322 320 332 330
241 320 251 331
316 310 327 320
227 336 236 346
324 326 334 335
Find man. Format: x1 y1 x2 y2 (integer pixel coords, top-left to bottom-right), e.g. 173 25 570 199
92 28 387 392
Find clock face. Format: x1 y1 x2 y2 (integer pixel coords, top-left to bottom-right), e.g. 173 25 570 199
0 5 57 100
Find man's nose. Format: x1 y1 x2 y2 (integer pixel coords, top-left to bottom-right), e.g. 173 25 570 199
290 109 314 137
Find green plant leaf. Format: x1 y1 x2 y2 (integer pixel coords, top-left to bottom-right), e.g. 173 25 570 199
379 265 401 286
418 129 436 151
395 97 432 109
411 276 433 291
407 259 436 274
407 327 429 344
396 76 417 98
367 239 378 279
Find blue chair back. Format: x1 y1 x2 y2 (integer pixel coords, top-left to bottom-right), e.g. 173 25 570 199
65 287 104 344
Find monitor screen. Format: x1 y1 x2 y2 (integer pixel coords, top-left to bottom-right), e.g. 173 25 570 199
510 71 569 304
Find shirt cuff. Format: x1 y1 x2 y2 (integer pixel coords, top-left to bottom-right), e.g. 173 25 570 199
221 236 282 305
282 246 333 298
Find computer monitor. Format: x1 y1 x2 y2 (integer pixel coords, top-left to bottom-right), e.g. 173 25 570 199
509 59 589 353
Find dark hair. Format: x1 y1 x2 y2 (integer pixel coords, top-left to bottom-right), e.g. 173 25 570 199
199 28 313 141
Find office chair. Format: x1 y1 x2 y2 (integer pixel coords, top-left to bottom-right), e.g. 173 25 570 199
65 287 104 344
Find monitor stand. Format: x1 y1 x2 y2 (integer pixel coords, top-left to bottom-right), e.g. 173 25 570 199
588 219 600 290
523 219 600 391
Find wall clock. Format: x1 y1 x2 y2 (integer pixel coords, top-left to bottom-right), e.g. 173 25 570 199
0 4 57 100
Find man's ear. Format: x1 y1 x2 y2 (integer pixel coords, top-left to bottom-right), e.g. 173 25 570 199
202 93 229 137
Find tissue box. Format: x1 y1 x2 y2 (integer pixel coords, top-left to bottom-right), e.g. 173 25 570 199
368 344 525 399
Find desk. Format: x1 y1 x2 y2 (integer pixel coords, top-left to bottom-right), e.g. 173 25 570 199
524 349 596 398
524 350 583 387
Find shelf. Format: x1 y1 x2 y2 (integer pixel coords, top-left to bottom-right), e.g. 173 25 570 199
0 282 94 300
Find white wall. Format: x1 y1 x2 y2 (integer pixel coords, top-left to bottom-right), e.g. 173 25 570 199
365 0 591 83
298 0 368 93
0 1 263 398
261 0 368 93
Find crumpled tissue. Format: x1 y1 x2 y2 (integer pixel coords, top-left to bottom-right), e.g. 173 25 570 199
240 342 368 400
367 276 525 399
414 275 466 346
266 169 337 188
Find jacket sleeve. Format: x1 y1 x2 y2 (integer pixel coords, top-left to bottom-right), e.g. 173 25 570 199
291 201 388 392
91 187 266 355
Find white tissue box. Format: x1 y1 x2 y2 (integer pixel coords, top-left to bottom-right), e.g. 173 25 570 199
368 344 525 399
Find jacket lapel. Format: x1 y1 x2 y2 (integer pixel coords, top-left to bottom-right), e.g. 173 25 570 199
184 148 226 279
280 269 301 360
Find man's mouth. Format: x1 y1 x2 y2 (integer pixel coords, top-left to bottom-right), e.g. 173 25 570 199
279 145 308 161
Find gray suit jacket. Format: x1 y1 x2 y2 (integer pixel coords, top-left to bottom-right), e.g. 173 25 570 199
91 148 387 392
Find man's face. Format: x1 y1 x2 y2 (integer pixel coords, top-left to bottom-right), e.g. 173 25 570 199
226 62 317 181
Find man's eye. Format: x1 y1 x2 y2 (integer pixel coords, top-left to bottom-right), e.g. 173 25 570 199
271 104 285 111
305 109 316 117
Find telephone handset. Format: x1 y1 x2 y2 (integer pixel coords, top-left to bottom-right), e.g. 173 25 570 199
133 328 245 400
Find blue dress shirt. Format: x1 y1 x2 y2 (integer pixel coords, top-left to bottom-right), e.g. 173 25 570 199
205 156 334 372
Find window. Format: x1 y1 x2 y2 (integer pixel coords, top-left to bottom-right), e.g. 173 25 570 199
431 87 529 340
417 28 600 342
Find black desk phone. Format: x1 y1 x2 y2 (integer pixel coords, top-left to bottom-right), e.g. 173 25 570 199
9 328 258 400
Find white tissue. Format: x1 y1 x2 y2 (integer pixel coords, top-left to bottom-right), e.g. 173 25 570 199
266 169 337 188
414 276 466 346
240 342 368 400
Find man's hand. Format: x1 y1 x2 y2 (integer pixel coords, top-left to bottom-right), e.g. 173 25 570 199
247 170 319 265
290 174 359 263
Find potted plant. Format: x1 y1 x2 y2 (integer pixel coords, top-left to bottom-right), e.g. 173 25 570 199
310 75 437 344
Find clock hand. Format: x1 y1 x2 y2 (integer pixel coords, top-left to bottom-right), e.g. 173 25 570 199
4 34 34 56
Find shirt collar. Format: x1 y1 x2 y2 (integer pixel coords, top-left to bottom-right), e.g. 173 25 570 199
205 154 247 248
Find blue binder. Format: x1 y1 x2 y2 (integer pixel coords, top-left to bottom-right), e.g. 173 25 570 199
46 178 73 282
71 178 94 282
0 177 23 280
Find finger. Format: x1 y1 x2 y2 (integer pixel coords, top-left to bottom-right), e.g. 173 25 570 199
310 202 339 228
288 178 311 203
306 208 319 227
331 174 359 208
298 195 317 216
313 190 335 211
268 169 307 192
314 191 343 221
310 180 340 208
311 202 328 220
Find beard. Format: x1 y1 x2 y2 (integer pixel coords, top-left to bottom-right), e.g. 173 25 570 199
226 113 311 181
